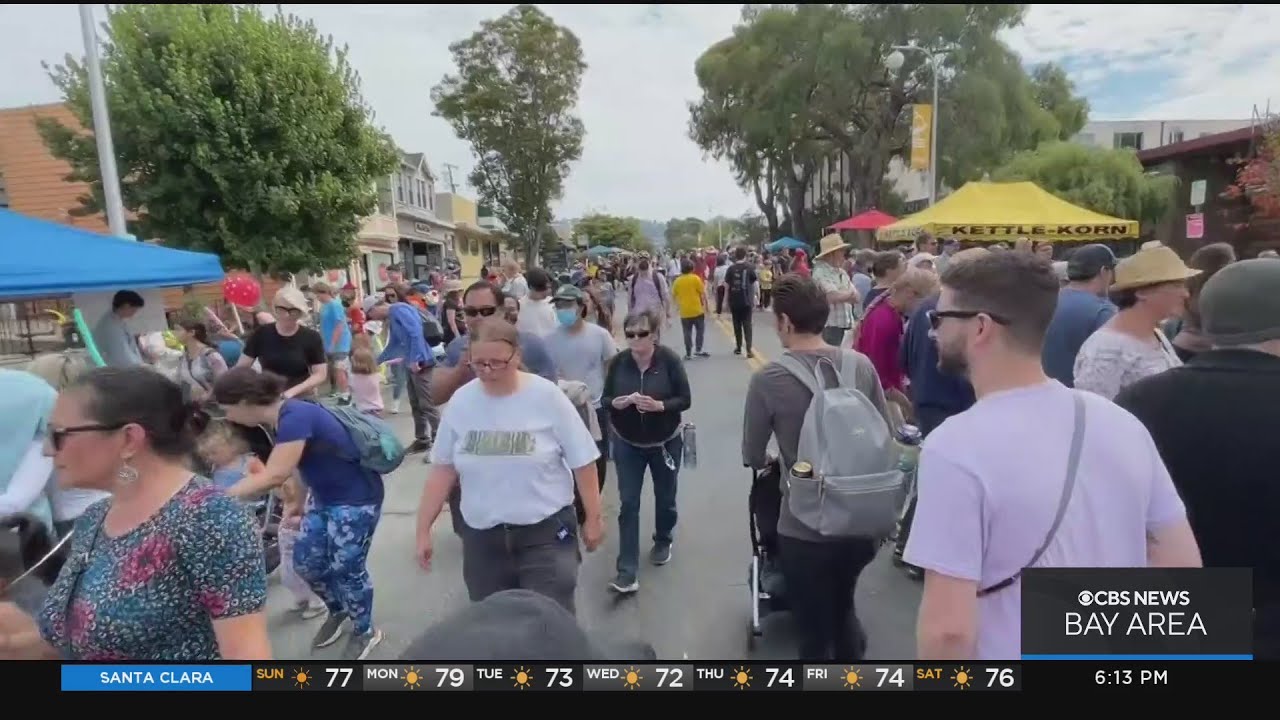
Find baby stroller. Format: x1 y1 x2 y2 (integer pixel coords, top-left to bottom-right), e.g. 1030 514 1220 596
236 422 285 575
747 459 786 648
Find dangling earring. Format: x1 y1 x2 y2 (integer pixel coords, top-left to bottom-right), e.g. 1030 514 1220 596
117 460 139 485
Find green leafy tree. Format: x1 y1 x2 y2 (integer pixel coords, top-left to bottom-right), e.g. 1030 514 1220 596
664 217 706 252
689 4 1090 238
574 214 649 253
991 141 1177 229
38 4 398 276
432 5 586 266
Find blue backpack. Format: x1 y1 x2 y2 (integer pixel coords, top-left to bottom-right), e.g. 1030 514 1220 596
322 403 407 475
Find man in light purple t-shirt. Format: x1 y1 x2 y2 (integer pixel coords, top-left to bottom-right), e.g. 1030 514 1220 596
628 257 669 319
904 251 1202 661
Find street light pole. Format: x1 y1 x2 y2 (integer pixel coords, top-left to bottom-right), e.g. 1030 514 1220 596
886 45 943 207
79 4 128 238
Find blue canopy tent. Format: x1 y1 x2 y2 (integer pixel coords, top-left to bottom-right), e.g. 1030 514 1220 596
0 209 225 299
586 245 619 257
765 236 809 253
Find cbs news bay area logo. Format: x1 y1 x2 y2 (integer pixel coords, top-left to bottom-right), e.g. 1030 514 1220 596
1021 568 1255 658
1069 590 1204 636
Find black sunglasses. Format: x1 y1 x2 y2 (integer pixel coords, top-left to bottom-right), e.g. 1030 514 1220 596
463 306 499 318
47 423 125 451
927 309 1011 330
624 330 652 340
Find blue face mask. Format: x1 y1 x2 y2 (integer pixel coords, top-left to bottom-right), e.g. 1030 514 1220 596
556 308 579 327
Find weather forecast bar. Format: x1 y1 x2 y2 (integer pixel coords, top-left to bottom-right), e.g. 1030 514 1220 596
46 661 1262 692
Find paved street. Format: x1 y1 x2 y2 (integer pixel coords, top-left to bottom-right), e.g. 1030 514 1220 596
266 299 920 661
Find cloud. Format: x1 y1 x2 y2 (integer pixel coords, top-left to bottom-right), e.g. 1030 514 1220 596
1 4 1277 221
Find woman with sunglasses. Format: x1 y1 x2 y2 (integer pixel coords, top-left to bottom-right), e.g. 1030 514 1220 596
235 287 327 400
415 318 603 613
0 367 271 660
602 308 692 594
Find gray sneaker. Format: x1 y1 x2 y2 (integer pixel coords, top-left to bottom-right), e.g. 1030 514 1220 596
311 613 347 649
651 542 673 566
343 628 384 661
609 575 639 594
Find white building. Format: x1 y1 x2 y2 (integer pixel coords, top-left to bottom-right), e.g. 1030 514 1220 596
1072 119 1251 152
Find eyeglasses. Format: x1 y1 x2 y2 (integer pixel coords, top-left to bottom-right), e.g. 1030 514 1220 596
624 330 652 340
463 306 498 318
47 423 125 451
467 349 517 372
927 309 1011 330
273 305 302 316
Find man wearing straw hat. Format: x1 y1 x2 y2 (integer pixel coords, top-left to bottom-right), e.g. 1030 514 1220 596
812 233 860 346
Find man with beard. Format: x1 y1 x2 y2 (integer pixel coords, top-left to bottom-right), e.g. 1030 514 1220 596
903 251 1201 661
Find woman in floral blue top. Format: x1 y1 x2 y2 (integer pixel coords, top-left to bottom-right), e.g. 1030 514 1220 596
0 367 270 660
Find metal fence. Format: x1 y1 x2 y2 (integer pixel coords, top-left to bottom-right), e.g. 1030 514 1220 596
0 299 74 360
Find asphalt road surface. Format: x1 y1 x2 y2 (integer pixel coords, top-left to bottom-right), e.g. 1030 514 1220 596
266 299 920 661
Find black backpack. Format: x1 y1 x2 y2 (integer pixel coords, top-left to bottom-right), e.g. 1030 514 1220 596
418 308 444 347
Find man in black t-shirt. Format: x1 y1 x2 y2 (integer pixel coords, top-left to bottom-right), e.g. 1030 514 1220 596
724 246 758 357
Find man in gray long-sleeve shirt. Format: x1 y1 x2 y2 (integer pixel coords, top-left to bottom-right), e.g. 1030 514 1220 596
740 274 889 662
93 290 146 367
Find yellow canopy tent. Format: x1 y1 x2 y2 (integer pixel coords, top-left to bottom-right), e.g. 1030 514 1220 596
876 181 1139 244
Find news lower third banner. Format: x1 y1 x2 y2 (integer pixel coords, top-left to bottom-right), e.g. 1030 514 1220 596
1021 568 1253 660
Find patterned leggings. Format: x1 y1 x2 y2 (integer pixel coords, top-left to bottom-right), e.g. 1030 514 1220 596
294 503 381 635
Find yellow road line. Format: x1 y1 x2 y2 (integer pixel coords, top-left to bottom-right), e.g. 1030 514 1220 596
710 313 766 371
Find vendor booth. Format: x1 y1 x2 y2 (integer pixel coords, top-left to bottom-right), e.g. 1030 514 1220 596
876 181 1139 244
0 209 225 349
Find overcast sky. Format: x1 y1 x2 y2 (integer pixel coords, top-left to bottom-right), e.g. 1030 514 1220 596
0 4 1275 221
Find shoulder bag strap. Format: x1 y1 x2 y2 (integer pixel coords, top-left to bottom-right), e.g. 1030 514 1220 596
978 391 1087 597
776 353 821 397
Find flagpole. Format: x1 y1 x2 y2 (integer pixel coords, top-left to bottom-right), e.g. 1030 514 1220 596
79 3 128 238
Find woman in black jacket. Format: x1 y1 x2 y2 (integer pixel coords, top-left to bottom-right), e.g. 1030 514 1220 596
601 308 692 594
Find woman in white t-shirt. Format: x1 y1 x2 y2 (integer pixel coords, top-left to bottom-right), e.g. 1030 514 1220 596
414 318 604 613
1074 247 1200 400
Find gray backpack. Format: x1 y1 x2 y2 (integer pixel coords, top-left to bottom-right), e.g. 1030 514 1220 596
777 351 905 539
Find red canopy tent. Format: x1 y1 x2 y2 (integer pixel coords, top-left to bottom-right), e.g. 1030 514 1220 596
827 209 898 231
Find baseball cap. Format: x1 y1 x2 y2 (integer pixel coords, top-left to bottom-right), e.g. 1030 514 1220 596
1066 244 1117 281
553 284 586 303
361 295 383 314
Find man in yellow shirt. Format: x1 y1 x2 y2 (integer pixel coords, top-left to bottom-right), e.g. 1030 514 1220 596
670 259 711 359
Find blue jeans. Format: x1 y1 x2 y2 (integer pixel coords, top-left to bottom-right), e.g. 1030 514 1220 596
294 503 381 634
612 433 683 579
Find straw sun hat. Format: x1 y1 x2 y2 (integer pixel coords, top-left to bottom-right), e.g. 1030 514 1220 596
1110 246 1201 292
813 233 851 260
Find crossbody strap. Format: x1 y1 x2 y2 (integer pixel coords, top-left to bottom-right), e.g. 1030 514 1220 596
978 391 1087 597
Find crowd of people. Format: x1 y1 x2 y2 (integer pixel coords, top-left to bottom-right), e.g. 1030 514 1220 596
2 231 1278 666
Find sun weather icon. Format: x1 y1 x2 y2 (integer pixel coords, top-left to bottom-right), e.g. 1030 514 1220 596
623 667 643 689
843 668 862 689
513 667 533 689
732 666 752 689
292 669 310 689
404 667 422 689
952 667 972 689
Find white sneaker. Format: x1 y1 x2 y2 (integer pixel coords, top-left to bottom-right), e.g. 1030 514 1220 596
390 399 401 414
294 599 326 620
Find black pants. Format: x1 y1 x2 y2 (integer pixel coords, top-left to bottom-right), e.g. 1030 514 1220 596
574 408 610 525
779 534 877 661
730 305 753 353
680 315 705 356
461 505 582 614
758 289 771 309
715 285 726 315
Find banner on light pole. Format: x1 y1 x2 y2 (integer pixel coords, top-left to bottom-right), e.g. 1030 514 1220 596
911 104 933 171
